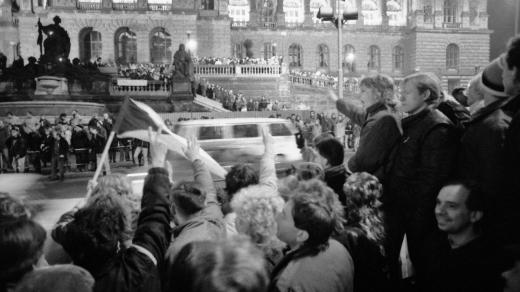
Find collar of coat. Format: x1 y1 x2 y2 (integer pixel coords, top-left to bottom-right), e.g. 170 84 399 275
466 98 509 125
502 94 520 117
365 101 388 118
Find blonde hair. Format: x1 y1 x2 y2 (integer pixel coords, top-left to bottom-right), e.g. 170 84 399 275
359 73 398 108
231 185 284 244
402 72 442 105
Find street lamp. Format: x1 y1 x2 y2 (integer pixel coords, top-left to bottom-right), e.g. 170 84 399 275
317 1 358 100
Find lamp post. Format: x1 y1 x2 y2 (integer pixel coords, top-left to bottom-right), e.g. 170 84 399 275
317 1 358 100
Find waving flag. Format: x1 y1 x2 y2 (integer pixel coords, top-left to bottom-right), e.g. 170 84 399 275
113 97 227 179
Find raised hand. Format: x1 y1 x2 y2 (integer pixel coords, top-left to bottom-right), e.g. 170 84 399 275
184 136 201 162
262 126 274 154
148 126 168 168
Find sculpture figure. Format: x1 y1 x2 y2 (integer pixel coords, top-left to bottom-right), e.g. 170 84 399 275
37 16 71 64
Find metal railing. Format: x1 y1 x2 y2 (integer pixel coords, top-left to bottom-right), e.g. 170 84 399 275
77 1 102 9
148 3 171 11
231 21 248 27
112 2 138 10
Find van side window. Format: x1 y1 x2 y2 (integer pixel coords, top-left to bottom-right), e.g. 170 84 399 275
269 123 292 136
199 126 224 140
233 124 259 138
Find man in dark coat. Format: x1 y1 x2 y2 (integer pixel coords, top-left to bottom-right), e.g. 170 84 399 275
25 125 43 173
6 127 27 173
50 128 69 181
0 120 10 172
500 36 520 244
71 125 90 172
384 73 459 287
457 58 511 238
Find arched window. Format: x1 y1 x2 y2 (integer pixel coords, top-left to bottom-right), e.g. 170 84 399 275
393 46 404 71
80 28 102 62
446 43 459 69
343 44 355 73
150 28 172 64
318 44 329 68
260 0 275 23
368 45 380 71
233 43 243 58
289 43 303 67
443 0 457 23
115 27 137 65
201 0 214 10
264 42 276 60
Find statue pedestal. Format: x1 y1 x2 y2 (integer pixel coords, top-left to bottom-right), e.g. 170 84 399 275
35 76 69 96
171 78 193 101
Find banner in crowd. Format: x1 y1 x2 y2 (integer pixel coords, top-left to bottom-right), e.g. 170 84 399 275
113 97 228 178
117 79 148 86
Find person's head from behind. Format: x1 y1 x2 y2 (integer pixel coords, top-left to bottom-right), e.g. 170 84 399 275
315 137 344 168
435 180 485 237
502 36 520 96
0 218 46 287
343 172 385 244
90 174 139 241
167 237 268 292
451 87 468 106
13 264 94 292
170 181 206 225
66 193 130 271
231 185 284 244
0 193 31 220
359 74 397 109
400 72 442 114
224 164 258 214
276 179 344 250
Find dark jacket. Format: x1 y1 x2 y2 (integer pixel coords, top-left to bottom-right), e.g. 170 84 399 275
26 131 42 152
71 129 90 151
457 99 511 202
0 126 9 149
385 108 458 211
89 133 105 154
269 239 354 292
52 136 69 157
6 135 27 158
501 94 520 243
337 101 402 180
324 164 349 206
52 167 172 292
423 231 506 292
437 99 471 133
335 227 388 292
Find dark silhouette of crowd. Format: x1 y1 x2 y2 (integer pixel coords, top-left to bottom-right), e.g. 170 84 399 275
2 36 520 292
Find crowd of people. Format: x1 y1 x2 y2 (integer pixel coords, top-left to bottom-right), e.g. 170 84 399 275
117 63 173 82
0 110 156 179
2 36 520 292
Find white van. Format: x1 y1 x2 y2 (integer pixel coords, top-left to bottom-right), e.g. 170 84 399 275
173 118 302 166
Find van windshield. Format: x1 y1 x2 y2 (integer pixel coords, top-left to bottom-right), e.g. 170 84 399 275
233 124 259 138
269 123 292 136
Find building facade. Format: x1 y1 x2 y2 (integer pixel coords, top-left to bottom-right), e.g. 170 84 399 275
1 0 490 92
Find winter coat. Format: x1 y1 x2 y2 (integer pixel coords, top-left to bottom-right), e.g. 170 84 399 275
384 108 458 214
6 135 27 158
89 133 105 154
71 129 90 151
52 167 172 292
337 101 402 181
269 239 354 292
457 99 511 201
0 126 9 149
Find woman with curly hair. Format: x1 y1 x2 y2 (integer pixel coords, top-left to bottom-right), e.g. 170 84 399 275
328 74 402 180
231 184 286 274
336 172 389 292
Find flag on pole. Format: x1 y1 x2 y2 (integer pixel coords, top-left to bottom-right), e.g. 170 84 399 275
113 97 227 179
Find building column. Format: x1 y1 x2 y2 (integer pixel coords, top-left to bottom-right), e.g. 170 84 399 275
356 0 364 26
380 0 388 26
276 0 285 26
303 0 313 26
136 29 150 63
249 0 259 27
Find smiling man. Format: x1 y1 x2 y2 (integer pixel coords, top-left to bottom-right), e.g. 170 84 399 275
422 181 505 292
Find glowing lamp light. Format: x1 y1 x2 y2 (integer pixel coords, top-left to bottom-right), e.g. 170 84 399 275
186 39 197 51
346 53 355 62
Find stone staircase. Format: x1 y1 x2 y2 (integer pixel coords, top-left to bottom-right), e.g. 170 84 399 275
193 94 230 112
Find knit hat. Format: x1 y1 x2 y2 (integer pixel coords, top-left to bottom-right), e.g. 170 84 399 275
14 265 94 292
480 57 508 97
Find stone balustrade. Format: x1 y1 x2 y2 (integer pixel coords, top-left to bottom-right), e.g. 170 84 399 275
289 74 361 93
77 1 102 9
109 79 171 96
194 64 281 77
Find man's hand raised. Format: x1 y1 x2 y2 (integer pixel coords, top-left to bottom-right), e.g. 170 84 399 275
149 126 168 168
